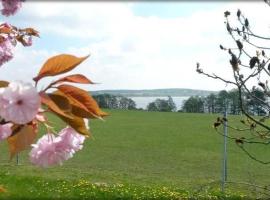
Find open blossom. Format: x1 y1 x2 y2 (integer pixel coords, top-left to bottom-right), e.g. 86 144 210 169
29 134 70 168
0 81 40 124
58 127 86 153
0 123 12 141
0 36 14 66
29 127 85 168
1 0 22 17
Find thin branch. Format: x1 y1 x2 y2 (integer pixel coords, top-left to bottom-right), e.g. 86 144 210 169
238 86 270 131
244 39 270 50
198 69 237 86
231 28 270 40
239 145 270 164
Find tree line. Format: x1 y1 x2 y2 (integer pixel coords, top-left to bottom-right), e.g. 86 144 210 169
93 94 136 110
182 88 267 115
93 94 177 112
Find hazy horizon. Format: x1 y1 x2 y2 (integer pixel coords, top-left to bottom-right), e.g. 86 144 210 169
90 87 218 92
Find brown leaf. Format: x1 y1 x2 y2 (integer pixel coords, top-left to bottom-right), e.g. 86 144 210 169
0 80 9 88
33 54 89 82
0 26 12 34
213 122 221 129
71 105 97 119
45 91 90 136
53 90 97 118
21 28 39 37
7 125 37 159
16 35 28 46
54 74 94 85
48 93 71 113
57 113 91 136
57 84 108 118
40 92 73 119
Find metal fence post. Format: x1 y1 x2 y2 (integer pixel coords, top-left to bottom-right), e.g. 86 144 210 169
221 101 228 192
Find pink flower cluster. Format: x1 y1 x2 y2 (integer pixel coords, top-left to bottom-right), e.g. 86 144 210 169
0 36 14 66
29 127 85 168
1 0 22 17
0 23 15 67
0 81 40 124
0 123 12 141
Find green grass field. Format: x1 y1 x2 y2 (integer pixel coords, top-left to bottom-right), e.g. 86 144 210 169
1 110 270 199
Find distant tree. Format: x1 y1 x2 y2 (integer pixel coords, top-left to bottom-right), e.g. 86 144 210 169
215 90 229 113
228 89 240 115
246 88 266 116
94 94 136 110
182 96 204 113
168 96 177 112
146 97 177 112
93 94 118 109
205 93 217 113
156 99 171 112
147 102 158 111
119 97 136 110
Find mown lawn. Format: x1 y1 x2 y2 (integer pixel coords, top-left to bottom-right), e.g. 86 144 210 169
0 109 270 199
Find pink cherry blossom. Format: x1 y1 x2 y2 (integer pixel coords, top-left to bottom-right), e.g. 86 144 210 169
0 122 12 140
0 36 14 66
58 127 85 153
1 0 22 17
29 127 85 168
29 134 71 168
0 81 40 124
30 133 65 167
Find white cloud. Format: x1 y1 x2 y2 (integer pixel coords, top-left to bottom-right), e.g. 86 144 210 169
1 1 270 91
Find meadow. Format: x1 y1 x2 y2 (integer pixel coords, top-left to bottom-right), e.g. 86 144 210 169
1 110 270 199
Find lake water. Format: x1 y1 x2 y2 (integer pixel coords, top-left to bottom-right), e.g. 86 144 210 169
129 96 190 110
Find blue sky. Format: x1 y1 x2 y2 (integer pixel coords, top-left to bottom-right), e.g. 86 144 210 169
132 2 221 18
0 1 269 91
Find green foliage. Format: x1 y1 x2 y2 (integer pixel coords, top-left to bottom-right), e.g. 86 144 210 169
182 88 268 115
93 94 136 110
182 96 204 113
146 96 176 112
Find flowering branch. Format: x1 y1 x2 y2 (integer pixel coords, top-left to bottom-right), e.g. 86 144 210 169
0 0 108 168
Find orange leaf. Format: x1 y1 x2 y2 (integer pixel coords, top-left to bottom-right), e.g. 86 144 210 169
54 74 94 85
46 91 91 136
16 35 29 47
57 113 91 136
0 80 9 88
48 93 71 113
21 28 39 37
57 84 108 119
40 92 73 119
7 125 37 159
33 54 89 82
0 26 12 34
53 90 97 118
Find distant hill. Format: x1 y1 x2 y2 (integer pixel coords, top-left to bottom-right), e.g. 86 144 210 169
91 88 217 97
